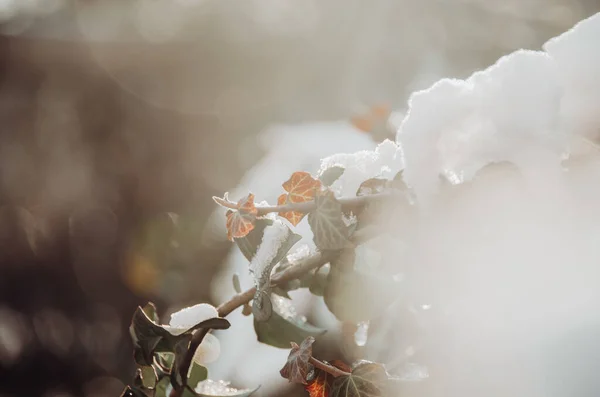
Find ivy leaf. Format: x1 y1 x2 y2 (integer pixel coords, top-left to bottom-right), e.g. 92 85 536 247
308 190 352 251
305 369 332 397
252 289 273 322
136 366 158 389
390 170 407 190
249 221 302 322
278 171 322 226
279 336 315 384
305 361 351 397
234 218 273 262
225 193 258 241
154 377 171 397
319 166 345 187
130 305 230 368
254 295 326 349
187 362 209 390
195 380 259 397
120 386 148 397
330 361 388 397
308 265 329 296
356 178 388 197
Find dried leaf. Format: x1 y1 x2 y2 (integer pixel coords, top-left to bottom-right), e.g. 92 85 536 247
307 190 352 251
225 194 258 241
280 336 315 384
278 172 322 226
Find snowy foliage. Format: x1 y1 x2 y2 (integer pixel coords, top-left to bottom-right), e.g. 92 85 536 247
397 13 600 202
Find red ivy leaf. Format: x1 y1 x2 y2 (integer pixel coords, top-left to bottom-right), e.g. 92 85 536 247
280 336 315 384
278 172 321 226
225 193 258 241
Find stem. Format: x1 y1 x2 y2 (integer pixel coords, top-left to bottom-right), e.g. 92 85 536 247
217 251 331 317
213 192 394 216
309 357 351 378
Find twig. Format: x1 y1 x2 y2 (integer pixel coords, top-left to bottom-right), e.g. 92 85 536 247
217 251 331 317
212 192 395 217
309 356 351 378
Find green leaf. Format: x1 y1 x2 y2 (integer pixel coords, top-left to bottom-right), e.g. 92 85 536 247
234 218 273 262
324 250 399 322
252 289 273 322
319 166 345 187
130 304 230 368
330 361 388 397
308 191 352 251
308 265 329 297
120 386 148 397
136 366 158 389
188 362 209 389
251 223 302 322
254 296 326 349
194 380 259 397
154 377 171 397
142 302 160 323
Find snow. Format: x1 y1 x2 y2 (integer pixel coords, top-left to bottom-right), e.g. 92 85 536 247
318 139 404 197
248 219 289 284
397 50 565 202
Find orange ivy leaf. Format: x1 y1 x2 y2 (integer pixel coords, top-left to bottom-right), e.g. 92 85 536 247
278 172 321 226
305 369 332 397
350 104 391 133
277 194 304 226
225 193 258 241
305 361 350 397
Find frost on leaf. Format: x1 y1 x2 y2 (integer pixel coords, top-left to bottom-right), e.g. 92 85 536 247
278 171 322 226
280 336 315 384
248 220 302 322
308 190 352 251
318 166 346 187
254 294 325 349
225 193 258 241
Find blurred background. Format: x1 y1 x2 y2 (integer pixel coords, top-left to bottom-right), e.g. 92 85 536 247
0 1 599 396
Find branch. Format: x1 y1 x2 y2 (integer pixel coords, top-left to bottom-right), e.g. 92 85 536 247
217 251 332 317
213 192 395 217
